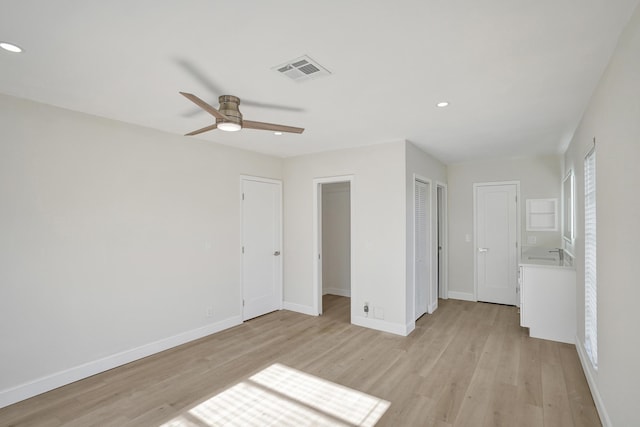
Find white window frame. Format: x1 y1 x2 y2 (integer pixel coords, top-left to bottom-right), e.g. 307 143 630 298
562 170 575 244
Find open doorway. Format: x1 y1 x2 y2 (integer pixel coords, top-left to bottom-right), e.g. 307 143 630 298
436 183 448 300
313 176 353 320
322 182 351 298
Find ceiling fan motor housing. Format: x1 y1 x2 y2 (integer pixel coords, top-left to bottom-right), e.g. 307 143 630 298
217 95 242 126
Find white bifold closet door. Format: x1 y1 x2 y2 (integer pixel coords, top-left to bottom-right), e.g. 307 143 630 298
415 180 429 320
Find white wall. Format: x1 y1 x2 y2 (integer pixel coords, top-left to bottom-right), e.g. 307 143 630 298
283 141 407 334
405 142 447 326
447 155 562 299
0 94 282 407
563 5 640 425
321 182 351 297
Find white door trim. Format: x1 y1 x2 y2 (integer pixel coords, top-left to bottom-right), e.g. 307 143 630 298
240 175 283 318
473 181 521 303
413 174 433 321
436 181 449 300
313 175 354 316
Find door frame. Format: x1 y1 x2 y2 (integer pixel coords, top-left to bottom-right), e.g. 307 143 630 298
313 175 354 316
436 182 449 300
413 174 433 321
472 181 521 303
240 175 283 319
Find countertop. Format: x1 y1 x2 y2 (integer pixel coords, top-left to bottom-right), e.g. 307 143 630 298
520 247 574 269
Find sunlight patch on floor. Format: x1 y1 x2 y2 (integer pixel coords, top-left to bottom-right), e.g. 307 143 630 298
161 363 390 426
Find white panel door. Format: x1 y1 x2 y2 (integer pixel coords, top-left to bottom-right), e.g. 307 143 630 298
475 183 517 305
415 180 429 320
242 178 282 321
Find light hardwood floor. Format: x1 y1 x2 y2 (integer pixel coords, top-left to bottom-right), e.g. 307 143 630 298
0 296 600 426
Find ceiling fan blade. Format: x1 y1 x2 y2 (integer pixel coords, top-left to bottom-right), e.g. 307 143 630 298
185 123 218 136
243 120 304 134
175 59 225 97
241 99 305 113
179 92 229 121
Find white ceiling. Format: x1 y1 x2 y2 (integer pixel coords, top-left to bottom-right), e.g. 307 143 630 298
1 0 638 164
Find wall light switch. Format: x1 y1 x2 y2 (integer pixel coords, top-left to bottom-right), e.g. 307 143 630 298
465 234 471 243
527 235 537 245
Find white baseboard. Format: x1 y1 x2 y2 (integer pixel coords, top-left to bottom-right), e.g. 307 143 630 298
447 291 475 302
0 316 242 410
283 301 317 316
428 302 438 314
351 315 410 336
404 321 416 336
322 288 351 297
575 336 610 427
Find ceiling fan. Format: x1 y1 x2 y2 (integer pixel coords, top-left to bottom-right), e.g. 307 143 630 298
180 92 304 136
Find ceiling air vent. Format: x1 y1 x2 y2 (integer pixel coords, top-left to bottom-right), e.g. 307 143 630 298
273 55 331 82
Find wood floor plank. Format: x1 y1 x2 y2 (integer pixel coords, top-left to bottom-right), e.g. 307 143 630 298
493 306 522 387
452 312 506 426
379 394 443 427
541 340 576 427
558 343 601 427
481 382 518 427
516 335 543 408
0 297 600 427
514 402 544 427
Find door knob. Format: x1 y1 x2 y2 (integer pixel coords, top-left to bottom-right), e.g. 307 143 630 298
478 248 488 252
273 251 281 256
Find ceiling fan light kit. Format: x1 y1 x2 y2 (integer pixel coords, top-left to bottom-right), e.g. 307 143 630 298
180 92 304 135
217 122 241 132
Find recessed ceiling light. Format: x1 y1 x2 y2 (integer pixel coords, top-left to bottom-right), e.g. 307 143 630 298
0 42 23 53
274 132 283 136
436 101 449 108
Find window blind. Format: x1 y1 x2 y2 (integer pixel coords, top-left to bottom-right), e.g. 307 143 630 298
584 148 597 369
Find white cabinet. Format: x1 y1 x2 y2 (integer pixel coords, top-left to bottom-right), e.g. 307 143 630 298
519 264 576 344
